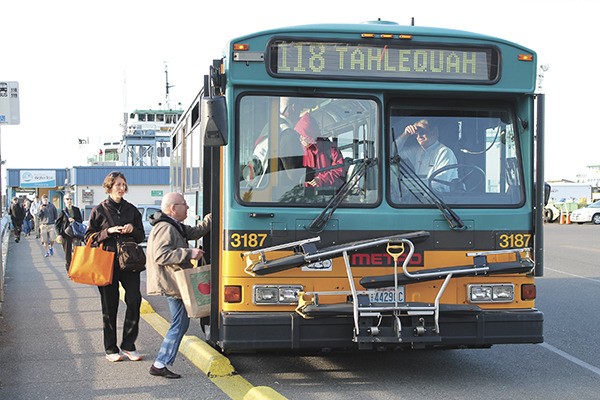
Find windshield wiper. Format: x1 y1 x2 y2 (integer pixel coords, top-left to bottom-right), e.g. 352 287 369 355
391 155 465 231
307 157 375 233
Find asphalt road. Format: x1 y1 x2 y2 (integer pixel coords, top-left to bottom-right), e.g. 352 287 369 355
220 223 600 400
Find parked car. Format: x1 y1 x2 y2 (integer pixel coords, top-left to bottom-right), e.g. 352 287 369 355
137 204 161 240
81 204 161 241
570 201 600 225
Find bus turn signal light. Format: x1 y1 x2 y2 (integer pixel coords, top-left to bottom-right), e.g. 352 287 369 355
224 285 242 303
518 54 533 61
521 284 536 300
233 43 249 51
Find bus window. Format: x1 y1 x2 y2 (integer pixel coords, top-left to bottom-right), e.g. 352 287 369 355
238 96 379 205
389 102 523 206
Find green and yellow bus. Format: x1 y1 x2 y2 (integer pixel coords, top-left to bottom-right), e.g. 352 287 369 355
171 20 545 352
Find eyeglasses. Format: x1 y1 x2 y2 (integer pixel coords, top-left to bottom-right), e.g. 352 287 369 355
64 198 72 200
173 203 189 208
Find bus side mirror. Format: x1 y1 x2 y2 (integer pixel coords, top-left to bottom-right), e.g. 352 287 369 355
544 182 551 206
201 95 228 147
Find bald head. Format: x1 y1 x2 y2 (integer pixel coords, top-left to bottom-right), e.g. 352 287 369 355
161 192 185 217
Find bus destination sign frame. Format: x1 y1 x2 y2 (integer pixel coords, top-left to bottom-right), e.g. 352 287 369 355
269 39 500 84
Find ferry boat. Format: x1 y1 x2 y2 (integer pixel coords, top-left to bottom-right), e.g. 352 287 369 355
84 65 184 167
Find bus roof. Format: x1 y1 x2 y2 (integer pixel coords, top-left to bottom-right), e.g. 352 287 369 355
223 20 537 93
229 21 535 54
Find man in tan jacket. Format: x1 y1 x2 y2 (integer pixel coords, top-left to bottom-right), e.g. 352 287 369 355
146 192 211 379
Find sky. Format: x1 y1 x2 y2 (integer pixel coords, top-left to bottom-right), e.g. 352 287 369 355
1 0 599 185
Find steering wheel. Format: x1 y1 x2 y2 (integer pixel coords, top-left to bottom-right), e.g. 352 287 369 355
428 164 485 193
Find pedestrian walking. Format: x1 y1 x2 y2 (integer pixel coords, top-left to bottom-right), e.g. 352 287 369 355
30 194 42 238
146 192 211 379
37 194 58 257
8 197 25 243
60 195 83 271
23 199 34 237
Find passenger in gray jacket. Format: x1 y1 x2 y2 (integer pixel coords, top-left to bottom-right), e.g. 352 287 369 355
146 192 211 379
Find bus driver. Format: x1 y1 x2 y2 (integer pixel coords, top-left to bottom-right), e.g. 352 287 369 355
397 119 457 179
391 119 458 200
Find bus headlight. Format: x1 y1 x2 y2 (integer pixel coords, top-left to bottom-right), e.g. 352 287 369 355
467 284 514 303
254 285 303 305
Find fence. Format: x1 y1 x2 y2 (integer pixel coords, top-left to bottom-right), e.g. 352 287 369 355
0 214 11 316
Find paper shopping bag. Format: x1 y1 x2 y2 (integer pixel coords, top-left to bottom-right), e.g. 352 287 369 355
174 265 211 318
68 233 114 286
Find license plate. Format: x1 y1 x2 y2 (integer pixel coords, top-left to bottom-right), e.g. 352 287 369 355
368 287 405 303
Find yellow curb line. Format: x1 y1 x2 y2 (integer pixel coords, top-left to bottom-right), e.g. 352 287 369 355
120 287 287 400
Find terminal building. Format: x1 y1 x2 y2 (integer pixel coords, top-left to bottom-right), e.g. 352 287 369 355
4 107 181 217
6 166 169 219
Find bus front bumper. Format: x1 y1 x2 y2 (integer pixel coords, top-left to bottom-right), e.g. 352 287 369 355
218 307 543 353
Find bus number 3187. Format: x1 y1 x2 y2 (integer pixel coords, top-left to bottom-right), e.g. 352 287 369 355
497 233 532 249
230 232 268 249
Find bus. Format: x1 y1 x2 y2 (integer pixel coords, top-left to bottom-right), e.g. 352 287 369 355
171 20 545 352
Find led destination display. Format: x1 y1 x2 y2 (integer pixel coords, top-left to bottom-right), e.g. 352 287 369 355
270 40 499 82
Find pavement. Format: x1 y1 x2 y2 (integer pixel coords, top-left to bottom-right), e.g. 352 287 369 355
0 230 286 400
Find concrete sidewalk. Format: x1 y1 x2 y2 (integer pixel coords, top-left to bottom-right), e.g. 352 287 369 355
0 232 227 399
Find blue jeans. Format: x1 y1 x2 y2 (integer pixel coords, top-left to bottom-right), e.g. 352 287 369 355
23 219 33 235
156 297 190 366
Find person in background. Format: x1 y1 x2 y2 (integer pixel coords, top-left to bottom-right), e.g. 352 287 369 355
146 192 211 379
250 97 305 185
84 171 145 363
30 194 42 239
8 197 25 243
37 194 58 256
23 199 33 237
278 97 306 172
60 195 83 271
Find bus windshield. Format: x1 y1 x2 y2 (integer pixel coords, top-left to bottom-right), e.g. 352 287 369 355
388 101 523 207
238 96 379 205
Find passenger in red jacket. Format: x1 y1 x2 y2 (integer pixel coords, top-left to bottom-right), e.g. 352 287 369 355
294 113 346 189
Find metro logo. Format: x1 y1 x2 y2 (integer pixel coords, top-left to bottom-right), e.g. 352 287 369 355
350 251 423 267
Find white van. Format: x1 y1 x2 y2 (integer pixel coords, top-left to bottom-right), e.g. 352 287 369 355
137 204 162 240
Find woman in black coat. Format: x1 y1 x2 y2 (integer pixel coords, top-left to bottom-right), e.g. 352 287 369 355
84 171 145 362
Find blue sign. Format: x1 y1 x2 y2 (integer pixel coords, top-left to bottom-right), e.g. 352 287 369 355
20 170 57 188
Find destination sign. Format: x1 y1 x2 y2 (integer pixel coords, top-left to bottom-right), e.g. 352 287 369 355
270 40 498 83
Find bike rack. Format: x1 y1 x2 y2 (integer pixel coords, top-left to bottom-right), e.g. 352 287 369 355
340 239 488 341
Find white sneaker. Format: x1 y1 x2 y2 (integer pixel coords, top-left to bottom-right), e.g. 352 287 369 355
121 350 143 361
105 353 123 362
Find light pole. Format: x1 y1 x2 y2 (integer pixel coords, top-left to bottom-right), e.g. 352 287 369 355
537 64 549 94
0 126 4 313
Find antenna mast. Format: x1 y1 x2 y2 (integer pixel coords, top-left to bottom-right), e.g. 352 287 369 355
164 61 174 110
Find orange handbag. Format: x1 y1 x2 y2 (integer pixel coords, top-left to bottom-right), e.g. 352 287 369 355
68 233 115 286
